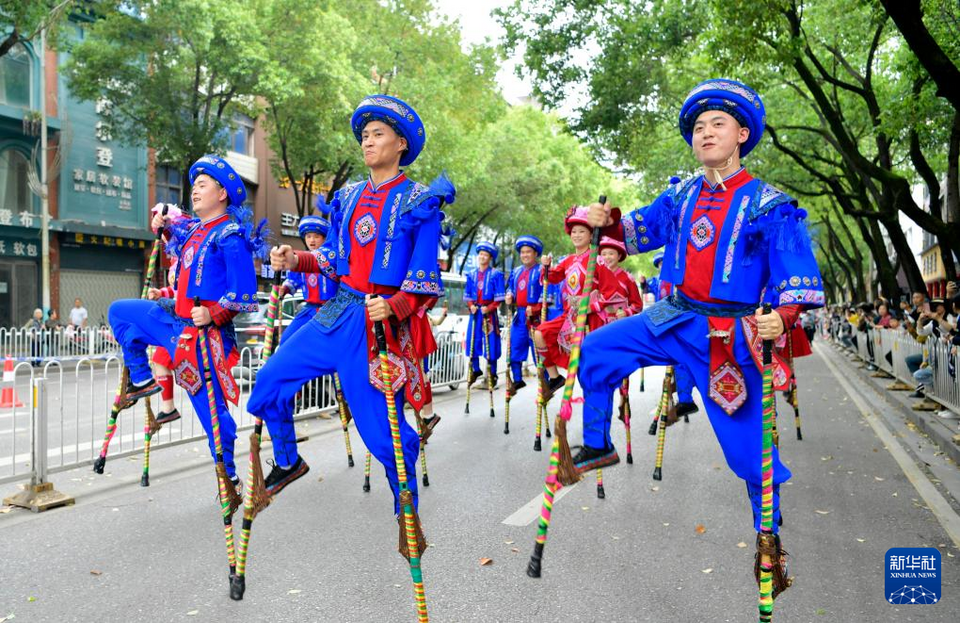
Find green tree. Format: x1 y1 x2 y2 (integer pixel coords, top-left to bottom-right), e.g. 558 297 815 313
62 0 267 200
0 0 78 58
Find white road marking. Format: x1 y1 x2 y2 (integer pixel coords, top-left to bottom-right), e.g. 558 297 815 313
819 343 960 548
502 481 580 526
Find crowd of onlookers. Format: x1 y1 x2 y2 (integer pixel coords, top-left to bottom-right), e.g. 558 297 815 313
17 298 110 363
824 282 960 420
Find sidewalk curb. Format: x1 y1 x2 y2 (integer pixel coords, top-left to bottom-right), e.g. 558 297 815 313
825 342 960 467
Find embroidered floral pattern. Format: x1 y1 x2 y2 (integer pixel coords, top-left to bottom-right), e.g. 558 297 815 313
354 213 377 246
778 289 825 306
690 214 716 251
674 183 697 268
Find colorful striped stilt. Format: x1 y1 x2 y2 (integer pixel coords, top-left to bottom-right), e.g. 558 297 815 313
362 451 372 492
652 367 673 481
93 367 127 474
787 330 802 441
333 372 355 467
503 306 513 434
533 258 549 451
526 194 605 579
230 276 283 601
139 205 169 485
620 379 633 464
195 297 240 592
373 309 429 622
482 312 495 418
758 304 776 622
465 309 477 415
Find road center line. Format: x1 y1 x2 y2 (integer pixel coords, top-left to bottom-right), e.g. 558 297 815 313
818 343 960 548
502 482 579 526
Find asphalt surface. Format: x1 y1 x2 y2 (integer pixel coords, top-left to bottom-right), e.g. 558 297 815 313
2 344 959 622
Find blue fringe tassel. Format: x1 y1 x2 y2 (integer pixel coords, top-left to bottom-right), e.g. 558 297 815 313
428 170 456 205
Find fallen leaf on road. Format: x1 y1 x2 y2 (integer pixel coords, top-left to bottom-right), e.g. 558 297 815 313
814 510 830 515
649 485 660 492
0 507 11 514
695 524 706 534
288 589 301 595
856 539 865 543
820 456 833 461
874 477 885 481
504 540 514 545
394 584 402 588
702 568 713 574
89 570 102 576
737 542 747 548
186 610 198 616
0 614 14 622
581 506 590 511
25 598 34 603
892 492 898 497
511 548 519 553
662 522 670 527
480 558 493 566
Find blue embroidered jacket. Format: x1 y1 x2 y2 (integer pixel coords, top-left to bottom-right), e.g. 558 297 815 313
168 215 259 313
312 175 444 297
284 271 338 305
464 267 506 304
506 265 543 306
621 173 824 308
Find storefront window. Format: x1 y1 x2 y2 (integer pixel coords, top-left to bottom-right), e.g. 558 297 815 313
156 165 182 205
0 42 32 108
232 114 255 157
0 148 31 214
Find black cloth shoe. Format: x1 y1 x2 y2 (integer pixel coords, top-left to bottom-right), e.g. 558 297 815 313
510 379 527 393
572 445 620 473
675 402 699 418
468 369 483 386
121 378 161 410
265 456 310 497
155 408 181 425
542 375 566 403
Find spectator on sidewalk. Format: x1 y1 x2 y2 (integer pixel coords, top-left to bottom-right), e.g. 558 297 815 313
22 308 44 365
69 298 88 329
44 309 63 358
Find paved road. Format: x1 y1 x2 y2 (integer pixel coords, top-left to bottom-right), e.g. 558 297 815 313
2 344 959 622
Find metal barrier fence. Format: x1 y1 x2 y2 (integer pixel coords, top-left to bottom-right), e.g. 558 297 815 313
0 325 120 362
1 328 477 489
823 321 959 416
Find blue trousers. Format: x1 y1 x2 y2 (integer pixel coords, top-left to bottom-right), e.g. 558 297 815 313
108 299 238 478
579 310 788 531
247 298 420 512
509 309 536 381
675 364 695 403
465 311 500 374
279 303 321 346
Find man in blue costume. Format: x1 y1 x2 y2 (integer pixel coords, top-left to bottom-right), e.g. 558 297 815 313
250 95 446 509
109 155 266 488
647 251 698 418
278 211 338 344
580 79 823 594
463 242 505 388
504 235 544 393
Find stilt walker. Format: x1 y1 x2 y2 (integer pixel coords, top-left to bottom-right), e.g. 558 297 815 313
505 234 545 436
527 195 608 579
464 241 504 417
246 95 446 612
576 79 813 604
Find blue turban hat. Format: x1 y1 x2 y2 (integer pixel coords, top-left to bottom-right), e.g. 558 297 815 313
515 235 543 255
476 241 498 262
652 252 664 268
351 95 426 167
678 79 765 158
298 215 330 238
188 154 247 207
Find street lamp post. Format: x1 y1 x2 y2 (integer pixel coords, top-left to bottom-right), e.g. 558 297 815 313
39 26 51 312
